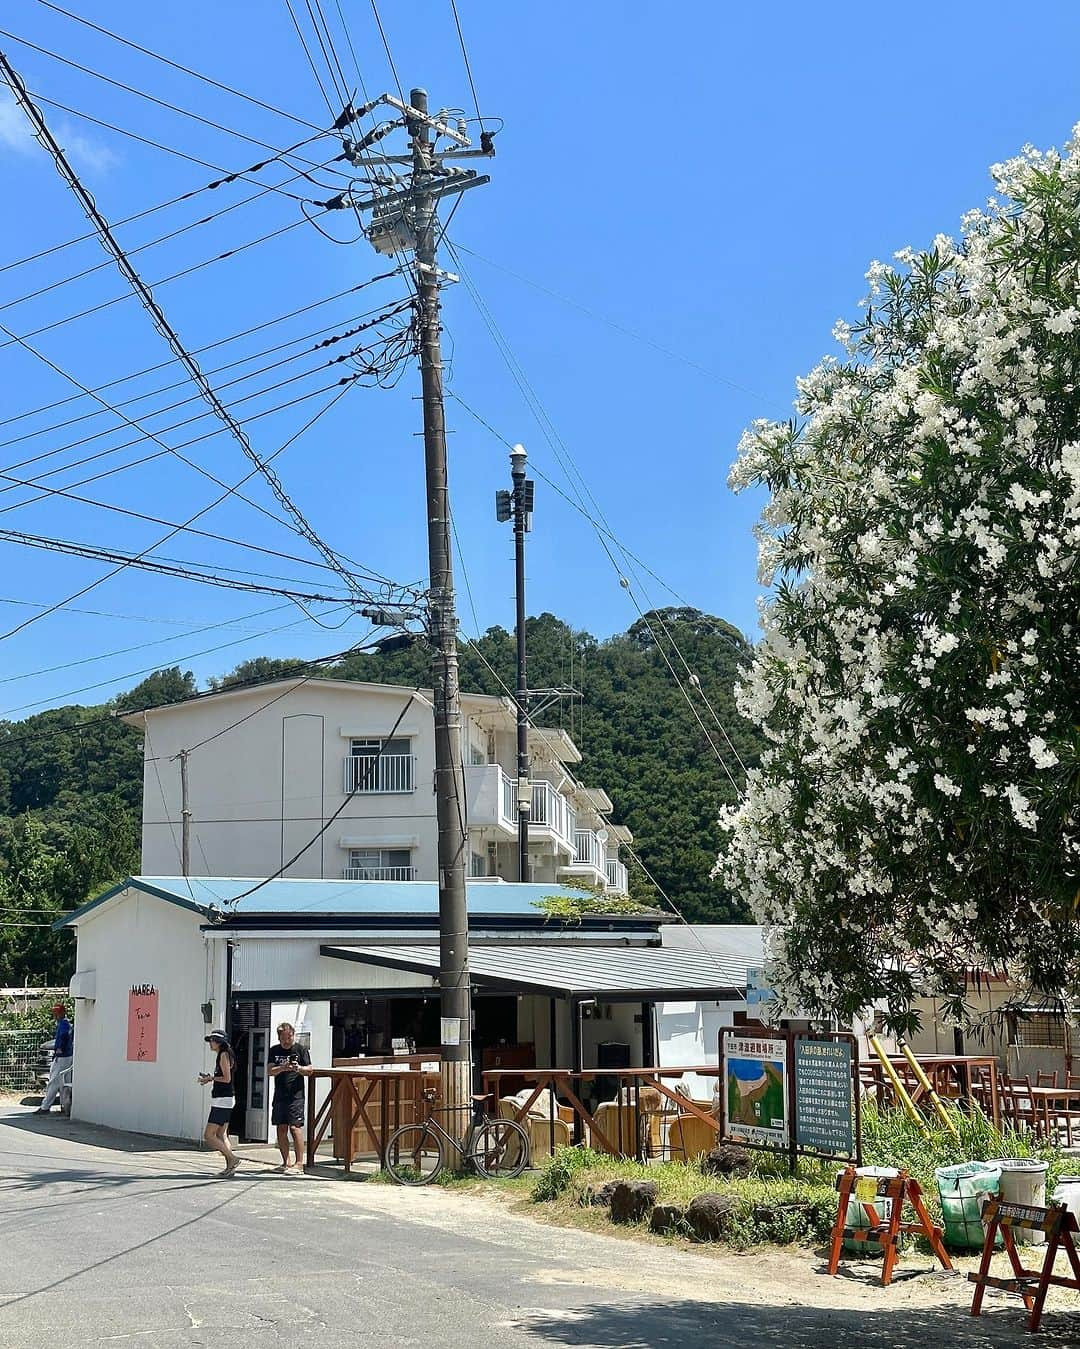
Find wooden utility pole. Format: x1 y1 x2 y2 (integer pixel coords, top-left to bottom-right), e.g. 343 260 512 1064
179 748 191 877
410 87 472 1118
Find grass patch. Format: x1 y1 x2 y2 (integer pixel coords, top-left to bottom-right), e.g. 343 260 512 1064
525 1104 1070 1251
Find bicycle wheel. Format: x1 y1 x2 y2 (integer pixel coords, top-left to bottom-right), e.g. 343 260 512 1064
472 1118 530 1179
384 1122 445 1185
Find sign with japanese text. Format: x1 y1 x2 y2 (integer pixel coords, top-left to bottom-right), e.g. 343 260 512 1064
794 1037 855 1158
126 984 159 1063
722 1033 789 1147
745 966 775 1007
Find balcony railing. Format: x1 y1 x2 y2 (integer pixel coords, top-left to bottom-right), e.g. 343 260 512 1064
605 858 629 894
344 753 415 794
464 763 516 834
343 865 417 881
530 780 574 847
573 829 604 870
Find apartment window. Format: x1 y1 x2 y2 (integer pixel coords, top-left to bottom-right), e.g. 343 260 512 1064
469 742 486 766
345 736 414 793
470 852 487 877
345 848 414 880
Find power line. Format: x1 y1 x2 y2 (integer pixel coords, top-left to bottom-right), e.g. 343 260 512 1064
0 272 403 429
0 348 366 517
448 254 748 785
0 139 331 282
0 605 355 717
25 87 350 195
0 213 324 356
0 381 360 642
448 0 482 124
283 0 340 122
0 598 295 686
34 0 324 133
1 58 361 599
0 159 338 320
0 214 318 353
0 324 389 577
0 331 375 485
0 643 371 748
0 595 327 631
451 243 783 410
0 29 338 173
0 300 411 456
368 0 404 103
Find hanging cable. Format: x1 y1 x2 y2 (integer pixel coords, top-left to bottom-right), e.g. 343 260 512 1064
0 214 319 353
369 0 405 103
0 29 340 173
0 272 403 430
0 137 334 282
448 0 482 124
1 57 362 597
34 0 325 133
0 381 362 643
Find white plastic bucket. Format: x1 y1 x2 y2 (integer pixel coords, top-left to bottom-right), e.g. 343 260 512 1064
1051 1176 1080 1223
990 1158 1049 1245
841 1166 899 1254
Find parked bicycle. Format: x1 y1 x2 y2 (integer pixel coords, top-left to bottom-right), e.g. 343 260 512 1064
384 1089 530 1185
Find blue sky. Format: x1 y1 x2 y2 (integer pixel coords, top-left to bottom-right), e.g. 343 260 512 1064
0 1 1078 720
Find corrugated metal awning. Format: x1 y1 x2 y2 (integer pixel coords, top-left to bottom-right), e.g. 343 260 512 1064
320 942 745 999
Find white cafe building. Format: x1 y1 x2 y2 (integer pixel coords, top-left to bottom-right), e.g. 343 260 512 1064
57 678 745 1143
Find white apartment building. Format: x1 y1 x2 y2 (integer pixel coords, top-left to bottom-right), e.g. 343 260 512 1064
123 677 631 893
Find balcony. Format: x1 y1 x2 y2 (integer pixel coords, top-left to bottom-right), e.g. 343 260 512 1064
558 828 607 885
342 865 418 881
464 763 517 837
530 780 575 855
344 753 415 794
605 858 629 895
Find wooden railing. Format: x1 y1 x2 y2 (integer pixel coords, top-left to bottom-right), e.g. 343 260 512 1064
305 1057 440 1172
483 1065 721 1162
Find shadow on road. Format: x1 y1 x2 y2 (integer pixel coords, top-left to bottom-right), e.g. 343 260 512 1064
515 1297 1080 1347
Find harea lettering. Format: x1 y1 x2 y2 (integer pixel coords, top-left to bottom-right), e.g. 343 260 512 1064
130 983 158 996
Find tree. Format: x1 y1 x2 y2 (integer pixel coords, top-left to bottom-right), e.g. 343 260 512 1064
210 656 307 690
718 128 1080 1030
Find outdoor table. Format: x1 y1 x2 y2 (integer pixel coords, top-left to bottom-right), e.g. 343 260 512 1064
865 1054 999 1128
1027 1086 1080 1145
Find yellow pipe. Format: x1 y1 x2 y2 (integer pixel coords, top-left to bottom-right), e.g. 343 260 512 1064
869 1035 932 1139
897 1039 961 1139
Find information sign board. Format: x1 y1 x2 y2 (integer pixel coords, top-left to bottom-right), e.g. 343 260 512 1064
794 1037 854 1158
722 1033 789 1148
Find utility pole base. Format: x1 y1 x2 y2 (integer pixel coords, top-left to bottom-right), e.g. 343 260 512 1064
440 1058 473 1165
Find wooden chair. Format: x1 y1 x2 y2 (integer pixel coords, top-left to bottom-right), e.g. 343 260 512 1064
1037 1071 1060 1088
1002 1074 1038 1134
497 1090 572 1163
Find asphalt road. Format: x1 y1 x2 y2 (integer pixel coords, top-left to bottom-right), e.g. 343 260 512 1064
0 1107 1074 1347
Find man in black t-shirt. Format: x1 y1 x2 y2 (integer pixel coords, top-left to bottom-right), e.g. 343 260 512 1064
268 1022 312 1172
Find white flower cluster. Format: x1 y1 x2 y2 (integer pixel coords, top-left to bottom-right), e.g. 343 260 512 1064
718 127 1080 1026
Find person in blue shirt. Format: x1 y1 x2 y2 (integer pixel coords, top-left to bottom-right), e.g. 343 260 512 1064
37 1003 73 1114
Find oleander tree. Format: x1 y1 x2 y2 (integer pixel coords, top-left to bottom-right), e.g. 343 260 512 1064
718 128 1080 1032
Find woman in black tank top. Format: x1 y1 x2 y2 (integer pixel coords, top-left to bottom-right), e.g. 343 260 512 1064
199 1031 241 1177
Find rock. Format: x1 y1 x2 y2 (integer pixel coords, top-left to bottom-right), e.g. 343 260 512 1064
609 1180 659 1223
650 1203 685 1234
702 1145 752 1178
686 1192 737 1241
580 1180 620 1208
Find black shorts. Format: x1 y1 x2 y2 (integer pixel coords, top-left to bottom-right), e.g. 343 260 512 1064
272 1094 305 1127
207 1103 233 1126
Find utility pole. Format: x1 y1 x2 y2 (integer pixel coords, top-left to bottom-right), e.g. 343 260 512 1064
410 87 471 1119
179 749 191 878
350 83 493 1121
497 445 535 881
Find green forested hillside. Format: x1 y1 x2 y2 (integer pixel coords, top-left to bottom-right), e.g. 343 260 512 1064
0 608 759 983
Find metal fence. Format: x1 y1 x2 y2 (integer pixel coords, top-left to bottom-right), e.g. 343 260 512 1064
0 1029 46 1092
